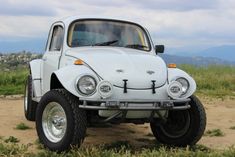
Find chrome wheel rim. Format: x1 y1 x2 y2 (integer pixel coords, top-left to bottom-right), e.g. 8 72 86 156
24 83 28 112
42 102 67 143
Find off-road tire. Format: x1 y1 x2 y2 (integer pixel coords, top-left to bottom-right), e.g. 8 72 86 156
150 95 206 146
36 89 87 152
24 75 38 121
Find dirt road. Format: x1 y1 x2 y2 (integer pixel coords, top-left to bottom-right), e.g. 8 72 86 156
0 97 234 149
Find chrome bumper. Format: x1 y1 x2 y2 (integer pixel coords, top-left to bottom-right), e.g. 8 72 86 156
79 98 191 111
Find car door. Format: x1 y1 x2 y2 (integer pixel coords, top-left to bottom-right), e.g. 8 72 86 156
41 23 64 94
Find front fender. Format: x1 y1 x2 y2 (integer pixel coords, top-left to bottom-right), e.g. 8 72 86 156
53 65 100 97
168 68 196 98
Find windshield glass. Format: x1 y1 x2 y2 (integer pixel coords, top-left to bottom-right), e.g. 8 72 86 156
68 20 151 51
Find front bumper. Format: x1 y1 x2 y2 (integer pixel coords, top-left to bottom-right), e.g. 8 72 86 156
79 98 191 111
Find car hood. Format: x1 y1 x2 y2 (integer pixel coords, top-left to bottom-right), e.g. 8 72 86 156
66 47 167 89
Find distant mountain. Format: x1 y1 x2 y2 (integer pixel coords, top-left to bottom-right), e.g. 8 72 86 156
1 39 234 63
196 45 235 62
0 39 45 53
160 54 235 66
1 43 235 66
1 52 234 69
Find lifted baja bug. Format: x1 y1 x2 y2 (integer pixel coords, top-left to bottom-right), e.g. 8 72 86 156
24 16 206 152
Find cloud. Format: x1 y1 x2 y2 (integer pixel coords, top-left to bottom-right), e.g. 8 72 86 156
0 0 235 52
0 0 57 16
77 0 219 11
131 0 218 11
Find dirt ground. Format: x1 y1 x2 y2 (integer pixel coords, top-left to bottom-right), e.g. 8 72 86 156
0 96 235 150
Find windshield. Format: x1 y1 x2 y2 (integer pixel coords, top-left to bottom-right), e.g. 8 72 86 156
68 20 151 51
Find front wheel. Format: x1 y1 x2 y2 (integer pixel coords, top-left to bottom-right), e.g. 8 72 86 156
36 89 87 152
150 95 206 146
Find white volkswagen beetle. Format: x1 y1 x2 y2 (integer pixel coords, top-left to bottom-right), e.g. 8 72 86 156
24 16 206 152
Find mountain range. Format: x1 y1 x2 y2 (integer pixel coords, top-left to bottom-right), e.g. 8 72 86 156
160 54 235 66
0 39 234 65
196 45 235 62
169 45 235 63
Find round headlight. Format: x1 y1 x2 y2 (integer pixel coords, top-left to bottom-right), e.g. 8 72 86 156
97 81 113 98
167 81 183 99
77 75 97 95
176 77 189 95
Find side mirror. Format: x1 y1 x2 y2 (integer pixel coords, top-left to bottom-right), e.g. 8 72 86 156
155 45 164 54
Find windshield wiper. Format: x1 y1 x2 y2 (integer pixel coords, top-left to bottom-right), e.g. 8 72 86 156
125 44 148 50
93 40 118 46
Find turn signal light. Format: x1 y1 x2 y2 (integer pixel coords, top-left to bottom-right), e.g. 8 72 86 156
74 59 84 65
168 63 177 68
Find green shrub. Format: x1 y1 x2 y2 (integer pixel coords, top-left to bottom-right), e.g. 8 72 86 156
0 142 28 156
15 123 31 130
180 65 235 98
1 65 235 98
0 69 28 95
229 126 235 130
34 139 44 150
0 141 235 157
4 136 20 143
204 129 224 137
32 145 235 157
102 140 131 150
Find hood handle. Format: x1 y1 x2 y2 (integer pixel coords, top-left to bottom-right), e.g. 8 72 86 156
152 80 156 94
123 79 128 93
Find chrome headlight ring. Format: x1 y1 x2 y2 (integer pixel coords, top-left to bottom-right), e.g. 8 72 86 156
76 74 97 96
175 77 190 96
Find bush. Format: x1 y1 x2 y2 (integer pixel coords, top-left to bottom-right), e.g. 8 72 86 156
15 123 31 130
204 129 224 137
4 136 20 143
229 126 235 130
0 139 235 157
0 69 28 95
180 65 235 98
0 65 235 98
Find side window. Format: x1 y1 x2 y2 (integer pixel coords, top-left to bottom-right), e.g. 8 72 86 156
49 26 63 51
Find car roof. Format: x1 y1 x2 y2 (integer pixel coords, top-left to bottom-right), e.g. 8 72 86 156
57 15 145 28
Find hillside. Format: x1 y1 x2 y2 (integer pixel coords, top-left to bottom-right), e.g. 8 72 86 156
160 54 235 66
0 51 42 71
168 45 235 63
197 45 235 62
1 52 234 72
1 52 234 96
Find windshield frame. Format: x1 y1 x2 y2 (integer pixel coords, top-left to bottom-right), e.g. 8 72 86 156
67 18 152 52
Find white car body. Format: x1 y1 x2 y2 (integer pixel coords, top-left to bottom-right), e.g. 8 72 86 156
29 16 196 119
26 16 206 152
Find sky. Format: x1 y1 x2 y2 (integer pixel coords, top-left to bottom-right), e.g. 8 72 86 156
0 0 235 53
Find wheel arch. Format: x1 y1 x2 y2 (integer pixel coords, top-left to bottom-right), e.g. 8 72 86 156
29 59 42 80
29 59 43 101
50 73 64 90
52 65 100 98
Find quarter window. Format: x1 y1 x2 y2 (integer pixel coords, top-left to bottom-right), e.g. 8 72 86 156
49 26 63 51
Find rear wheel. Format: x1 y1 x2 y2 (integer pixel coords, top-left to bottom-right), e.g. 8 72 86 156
36 89 87 152
150 95 206 146
24 75 38 121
